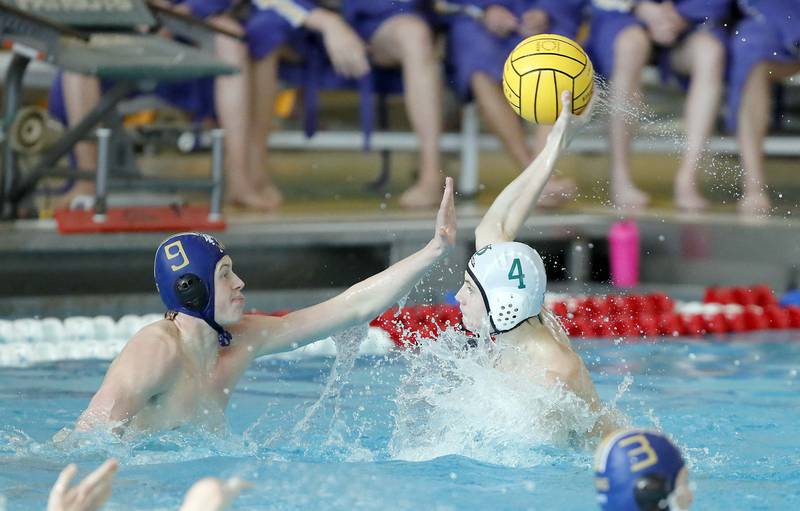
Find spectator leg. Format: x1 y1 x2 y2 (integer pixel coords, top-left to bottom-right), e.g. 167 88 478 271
52 73 102 209
250 51 283 210
213 16 280 211
737 61 800 214
670 30 724 211
609 25 651 209
471 71 531 166
370 15 443 208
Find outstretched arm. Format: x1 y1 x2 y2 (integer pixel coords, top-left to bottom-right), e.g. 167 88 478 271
239 177 456 358
474 91 589 249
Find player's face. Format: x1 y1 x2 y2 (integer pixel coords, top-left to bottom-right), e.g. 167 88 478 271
455 273 488 332
670 466 693 510
214 256 246 325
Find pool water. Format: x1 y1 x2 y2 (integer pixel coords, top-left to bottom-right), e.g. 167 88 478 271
1 331 799 510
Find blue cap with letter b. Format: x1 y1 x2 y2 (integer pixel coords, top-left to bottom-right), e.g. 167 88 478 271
594 429 685 511
154 232 232 346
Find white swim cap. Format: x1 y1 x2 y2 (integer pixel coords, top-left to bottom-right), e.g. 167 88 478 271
466 241 547 333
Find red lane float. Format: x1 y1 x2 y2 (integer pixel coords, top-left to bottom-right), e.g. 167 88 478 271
260 284 800 348
366 285 799 347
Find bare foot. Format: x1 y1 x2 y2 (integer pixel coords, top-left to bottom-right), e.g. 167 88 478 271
674 180 709 212
611 181 650 209
227 185 283 212
537 176 577 208
51 181 96 211
399 180 443 209
737 192 771 215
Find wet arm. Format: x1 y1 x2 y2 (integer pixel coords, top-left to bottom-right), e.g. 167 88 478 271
246 178 456 357
75 337 178 431
474 92 577 249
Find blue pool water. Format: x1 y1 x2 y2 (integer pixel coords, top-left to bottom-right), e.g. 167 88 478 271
1 332 799 510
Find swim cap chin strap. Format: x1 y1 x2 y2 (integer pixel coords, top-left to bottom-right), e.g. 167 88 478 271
466 242 547 335
154 232 232 346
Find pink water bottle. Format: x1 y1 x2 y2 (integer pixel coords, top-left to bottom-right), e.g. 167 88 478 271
609 220 640 288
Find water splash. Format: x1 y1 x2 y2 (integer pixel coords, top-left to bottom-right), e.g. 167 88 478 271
0 421 253 468
388 328 605 467
246 325 374 461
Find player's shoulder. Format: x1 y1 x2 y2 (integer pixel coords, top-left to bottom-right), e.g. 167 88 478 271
122 319 182 361
529 333 579 368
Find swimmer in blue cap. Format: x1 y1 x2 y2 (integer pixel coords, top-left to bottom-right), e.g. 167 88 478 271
74 179 456 434
454 92 615 438
595 429 693 511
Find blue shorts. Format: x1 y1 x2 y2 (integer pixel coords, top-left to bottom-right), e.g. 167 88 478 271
343 0 432 42
245 9 307 60
726 17 799 132
445 12 579 99
586 10 726 84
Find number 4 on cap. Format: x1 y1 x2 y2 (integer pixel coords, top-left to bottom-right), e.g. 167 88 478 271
508 258 526 289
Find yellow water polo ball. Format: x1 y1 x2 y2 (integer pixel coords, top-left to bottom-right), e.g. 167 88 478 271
502 33 594 124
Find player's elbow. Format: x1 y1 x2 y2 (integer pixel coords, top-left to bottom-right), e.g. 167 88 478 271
475 223 512 249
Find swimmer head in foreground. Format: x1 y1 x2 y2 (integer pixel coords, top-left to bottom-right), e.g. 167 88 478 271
595 429 693 511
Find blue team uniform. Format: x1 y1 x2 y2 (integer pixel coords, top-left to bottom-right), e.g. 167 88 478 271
585 0 732 82
183 0 316 59
726 0 800 131
444 0 585 98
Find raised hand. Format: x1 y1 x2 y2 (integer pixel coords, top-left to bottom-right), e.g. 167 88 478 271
546 90 592 154
48 459 118 511
430 176 457 257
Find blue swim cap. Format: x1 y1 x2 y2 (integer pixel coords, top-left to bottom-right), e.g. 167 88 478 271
595 429 685 511
154 232 232 346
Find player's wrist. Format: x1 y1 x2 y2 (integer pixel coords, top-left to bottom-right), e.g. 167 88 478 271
424 239 449 261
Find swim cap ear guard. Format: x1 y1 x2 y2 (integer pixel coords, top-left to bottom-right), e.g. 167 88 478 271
594 430 685 511
466 242 547 334
154 232 232 346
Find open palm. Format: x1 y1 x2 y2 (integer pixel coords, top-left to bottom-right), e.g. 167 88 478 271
432 176 456 255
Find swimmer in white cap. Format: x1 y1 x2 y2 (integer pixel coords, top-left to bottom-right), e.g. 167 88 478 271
455 91 615 438
72 180 455 435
